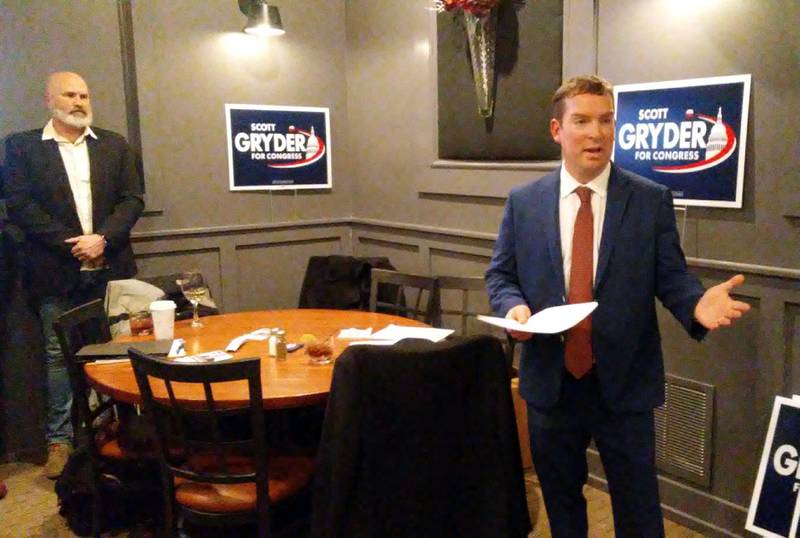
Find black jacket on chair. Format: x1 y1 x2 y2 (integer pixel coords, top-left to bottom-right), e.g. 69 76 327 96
298 255 395 310
311 335 531 537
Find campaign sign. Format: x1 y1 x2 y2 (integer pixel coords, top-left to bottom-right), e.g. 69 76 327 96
612 75 750 208
746 397 800 537
225 104 332 191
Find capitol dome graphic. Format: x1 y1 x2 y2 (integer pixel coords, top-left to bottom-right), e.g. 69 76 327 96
305 126 320 160
704 107 728 160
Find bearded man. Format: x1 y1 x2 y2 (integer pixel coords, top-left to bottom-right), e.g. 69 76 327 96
3 71 143 478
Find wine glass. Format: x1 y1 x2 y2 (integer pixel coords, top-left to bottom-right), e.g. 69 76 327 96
177 270 208 328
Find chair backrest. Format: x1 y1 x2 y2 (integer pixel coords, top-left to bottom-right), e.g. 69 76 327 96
436 275 517 376
53 299 113 446
436 275 488 335
311 335 531 536
368 269 440 325
127 350 269 527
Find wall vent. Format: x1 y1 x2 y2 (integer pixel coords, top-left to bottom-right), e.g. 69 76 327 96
654 374 714 488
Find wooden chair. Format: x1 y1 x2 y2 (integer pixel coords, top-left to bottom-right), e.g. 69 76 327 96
435 275 517 376
54 299 158 537
368 268 440 325
128 350 314 537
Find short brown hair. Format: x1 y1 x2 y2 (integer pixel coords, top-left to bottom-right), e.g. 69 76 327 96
551 75 613 120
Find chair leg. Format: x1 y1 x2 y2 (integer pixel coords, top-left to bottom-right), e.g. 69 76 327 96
87 460 103 538
92 492 102 538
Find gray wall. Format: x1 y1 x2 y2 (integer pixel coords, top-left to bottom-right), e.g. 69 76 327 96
1 0 799 535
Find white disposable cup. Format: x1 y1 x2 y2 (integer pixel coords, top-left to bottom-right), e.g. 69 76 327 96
149 300 177 340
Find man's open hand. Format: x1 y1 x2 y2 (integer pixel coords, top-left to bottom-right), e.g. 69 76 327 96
694 274 751 330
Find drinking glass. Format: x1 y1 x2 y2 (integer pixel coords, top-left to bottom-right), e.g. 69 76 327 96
306 335 334 365
129 311 153 336
177 270 208 328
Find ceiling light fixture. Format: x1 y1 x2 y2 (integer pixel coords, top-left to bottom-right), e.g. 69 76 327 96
239 0 285 37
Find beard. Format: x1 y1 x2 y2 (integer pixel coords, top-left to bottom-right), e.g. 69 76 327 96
51 106 93 129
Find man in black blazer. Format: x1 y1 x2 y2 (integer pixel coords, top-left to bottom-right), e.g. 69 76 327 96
3 71 143 478
486 75 750 536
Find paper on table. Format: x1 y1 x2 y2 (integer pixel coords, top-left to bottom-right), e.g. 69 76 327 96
226 328 271 352
347 340 396 346
168 338 186 358
368 324 453 343
173 350 232 363
477 302 598 334
338 327 373 339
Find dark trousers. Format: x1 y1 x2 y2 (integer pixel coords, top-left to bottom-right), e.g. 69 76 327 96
527 371 664 538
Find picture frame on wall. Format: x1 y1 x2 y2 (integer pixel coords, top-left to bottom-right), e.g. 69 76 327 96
225 104 332 191
436 0 563 161
613 74 751 208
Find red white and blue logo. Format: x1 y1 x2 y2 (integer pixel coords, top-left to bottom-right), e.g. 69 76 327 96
226 104 332 190
613 75 750 208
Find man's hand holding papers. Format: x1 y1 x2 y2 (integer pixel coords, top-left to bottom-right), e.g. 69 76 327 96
478 302 598 340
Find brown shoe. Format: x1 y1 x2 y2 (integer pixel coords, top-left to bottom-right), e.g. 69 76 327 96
44 443 72 479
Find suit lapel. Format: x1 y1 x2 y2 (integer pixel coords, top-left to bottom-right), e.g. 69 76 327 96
87 136 102 230
544 172 566 299
595 165 631 293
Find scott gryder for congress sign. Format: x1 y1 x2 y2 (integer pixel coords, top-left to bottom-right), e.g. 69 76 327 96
613 74 750 208
747 396 800 538
226 104 332 191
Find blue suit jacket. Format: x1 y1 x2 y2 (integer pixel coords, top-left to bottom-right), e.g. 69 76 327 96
486 165 706 413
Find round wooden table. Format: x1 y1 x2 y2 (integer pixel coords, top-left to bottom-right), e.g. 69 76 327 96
84 309 427 409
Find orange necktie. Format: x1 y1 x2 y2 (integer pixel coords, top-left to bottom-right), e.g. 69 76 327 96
564 186 594 378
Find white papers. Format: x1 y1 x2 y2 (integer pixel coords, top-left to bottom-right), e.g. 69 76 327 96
226 328 271 352
348 340 396 347
168 338 186 358
477 302 598 334
367 324 453 344
173 350 233 363
338 327 373 339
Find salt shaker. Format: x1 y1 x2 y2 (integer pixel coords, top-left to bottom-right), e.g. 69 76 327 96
268 328 278 357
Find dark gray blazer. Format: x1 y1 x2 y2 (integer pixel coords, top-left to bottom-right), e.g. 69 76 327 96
3 127 144 299
486 164 707 413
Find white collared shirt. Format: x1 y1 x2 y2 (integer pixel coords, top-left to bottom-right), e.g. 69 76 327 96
42 119 98 235
559 162 610 294
42 120 101 271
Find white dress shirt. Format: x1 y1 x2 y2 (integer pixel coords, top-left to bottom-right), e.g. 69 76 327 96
559 162 610 294
42 119 99 270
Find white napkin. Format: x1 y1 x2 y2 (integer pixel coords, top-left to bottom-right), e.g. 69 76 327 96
338 327 373 339
226 328 272 351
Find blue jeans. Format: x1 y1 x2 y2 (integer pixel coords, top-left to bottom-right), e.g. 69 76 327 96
39 269 111 445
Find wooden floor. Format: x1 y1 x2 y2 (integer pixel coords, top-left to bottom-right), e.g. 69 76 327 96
0 461 704 537
523 473 705 537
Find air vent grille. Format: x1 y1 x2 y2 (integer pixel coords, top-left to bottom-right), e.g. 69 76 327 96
654 374 714 487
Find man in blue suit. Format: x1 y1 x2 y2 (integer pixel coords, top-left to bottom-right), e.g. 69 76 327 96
486 75 750 537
